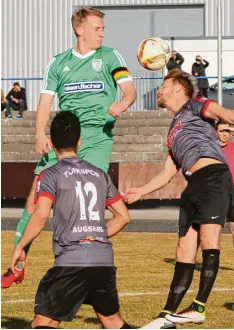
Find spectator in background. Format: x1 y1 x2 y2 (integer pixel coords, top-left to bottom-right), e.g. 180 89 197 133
1 88 6 111
166 50 184 71
5 82 27 119
216 121 234 242
191 55 209 98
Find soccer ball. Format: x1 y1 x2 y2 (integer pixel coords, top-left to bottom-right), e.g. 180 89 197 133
137 37 171 71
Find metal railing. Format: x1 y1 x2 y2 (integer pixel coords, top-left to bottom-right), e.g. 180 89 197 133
1 75 233 111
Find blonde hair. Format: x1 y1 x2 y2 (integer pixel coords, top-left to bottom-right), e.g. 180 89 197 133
71 7 105 37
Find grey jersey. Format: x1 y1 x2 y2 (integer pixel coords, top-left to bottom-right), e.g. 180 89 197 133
35 156 121 267
167 99 227 176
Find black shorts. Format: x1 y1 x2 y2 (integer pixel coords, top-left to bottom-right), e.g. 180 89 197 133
227 185 234 222
34 266 119 322
179 164 232 237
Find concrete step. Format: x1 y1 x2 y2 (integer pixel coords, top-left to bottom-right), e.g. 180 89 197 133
2 152 41 162
1 127 49 135
2 151 167 163
1 110 173 120
115 135 165 144
2 126 169 137
1 118 53 127
115 118 172 127
1 117 172 128
2 134 165 145
1 111 57 119
2 142 164 153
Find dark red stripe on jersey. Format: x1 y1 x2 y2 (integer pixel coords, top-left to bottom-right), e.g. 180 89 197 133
202 99 214 118
34 170 47 204
105 193 122 207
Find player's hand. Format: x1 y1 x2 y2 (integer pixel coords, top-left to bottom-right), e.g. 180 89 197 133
11 246 26 274
36 133 52 154
109 101 126 118
123 187 144 204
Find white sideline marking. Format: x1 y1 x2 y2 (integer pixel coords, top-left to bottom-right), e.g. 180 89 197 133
2 287 234 304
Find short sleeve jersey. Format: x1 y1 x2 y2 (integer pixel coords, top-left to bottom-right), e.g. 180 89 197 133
41 46 132 127
167 98 227 176
35 156 122 266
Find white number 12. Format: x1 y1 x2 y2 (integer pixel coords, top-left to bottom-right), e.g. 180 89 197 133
75 181 100 221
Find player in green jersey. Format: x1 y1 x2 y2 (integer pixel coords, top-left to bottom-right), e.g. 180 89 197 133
2 7 136 289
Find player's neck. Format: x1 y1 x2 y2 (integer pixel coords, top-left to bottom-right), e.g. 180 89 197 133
56 151 77 161
75 42 95 55
167 97 190 113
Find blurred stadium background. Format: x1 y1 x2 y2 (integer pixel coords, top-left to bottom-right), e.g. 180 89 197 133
1 0 234 110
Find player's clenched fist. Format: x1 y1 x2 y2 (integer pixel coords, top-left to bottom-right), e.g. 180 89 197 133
123 187 144 204
108 101 126 118
36 133 52 154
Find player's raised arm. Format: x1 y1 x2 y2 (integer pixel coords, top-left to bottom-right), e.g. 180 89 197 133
204 101 234 124
36 93 54 154
124 154 178 204
108 50 136 117
36 57 58 154
109 80 136 118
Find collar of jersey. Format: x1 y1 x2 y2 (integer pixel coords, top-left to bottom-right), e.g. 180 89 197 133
72 48 96 59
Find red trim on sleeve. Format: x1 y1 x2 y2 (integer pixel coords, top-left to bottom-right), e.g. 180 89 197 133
37 192 55 203
105 193 122 207
201 99 215 118
34 171 46 205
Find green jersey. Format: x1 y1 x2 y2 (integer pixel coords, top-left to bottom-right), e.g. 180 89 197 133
41 46 132 127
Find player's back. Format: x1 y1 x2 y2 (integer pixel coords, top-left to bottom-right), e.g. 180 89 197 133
37 155 121 267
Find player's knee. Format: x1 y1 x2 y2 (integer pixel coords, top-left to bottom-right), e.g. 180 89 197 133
200 235 219 250
31 314 59 328
176 241 195 263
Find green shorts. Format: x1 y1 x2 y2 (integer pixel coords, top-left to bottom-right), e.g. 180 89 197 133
34 127 114 175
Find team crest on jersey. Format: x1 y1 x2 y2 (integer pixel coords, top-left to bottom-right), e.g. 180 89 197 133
92 59 102 72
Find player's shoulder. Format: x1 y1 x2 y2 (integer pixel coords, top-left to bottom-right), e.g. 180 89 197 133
42 163 60 180
192 96 215 105
53 48 73 62
99 45 123 57
79 159 108 180
100 45 115 53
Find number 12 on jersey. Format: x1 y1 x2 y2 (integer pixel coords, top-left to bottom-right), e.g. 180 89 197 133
75 181 100 221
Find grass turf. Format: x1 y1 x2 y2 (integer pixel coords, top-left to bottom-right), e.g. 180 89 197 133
1 231 234 329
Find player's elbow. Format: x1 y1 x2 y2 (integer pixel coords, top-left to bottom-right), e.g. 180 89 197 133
34 208 50 224
120 211 131 225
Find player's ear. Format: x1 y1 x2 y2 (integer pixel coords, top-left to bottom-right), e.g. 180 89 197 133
76 25 82 37
175 82 183 94
77 138 82 149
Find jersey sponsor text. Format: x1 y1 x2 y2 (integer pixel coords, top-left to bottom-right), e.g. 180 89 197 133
63 167 100 179
64 81 104 93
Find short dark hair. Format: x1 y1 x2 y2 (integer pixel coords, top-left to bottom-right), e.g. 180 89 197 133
216 120 230 129
50 112 81 152
13 82 20 86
